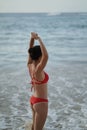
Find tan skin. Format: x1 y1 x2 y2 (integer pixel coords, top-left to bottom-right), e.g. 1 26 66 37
27 32 48 130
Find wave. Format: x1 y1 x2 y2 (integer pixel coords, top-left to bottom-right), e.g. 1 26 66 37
47 12 62 16
71 24 87 29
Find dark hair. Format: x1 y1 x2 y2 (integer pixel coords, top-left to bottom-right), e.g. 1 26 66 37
28 45 42 60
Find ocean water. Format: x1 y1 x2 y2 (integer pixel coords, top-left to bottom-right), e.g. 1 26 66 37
0 13 87 130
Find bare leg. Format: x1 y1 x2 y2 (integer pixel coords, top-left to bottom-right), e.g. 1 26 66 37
33 102 48 130
31 104 35 130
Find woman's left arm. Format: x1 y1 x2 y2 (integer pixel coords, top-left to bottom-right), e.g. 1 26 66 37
27 34 34 66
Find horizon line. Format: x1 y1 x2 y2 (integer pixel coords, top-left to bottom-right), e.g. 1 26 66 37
0 11 87 13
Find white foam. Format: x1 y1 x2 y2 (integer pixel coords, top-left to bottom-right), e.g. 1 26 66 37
21 121 56 130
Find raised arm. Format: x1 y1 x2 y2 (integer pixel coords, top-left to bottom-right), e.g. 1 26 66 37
27 34 34 66
35 36 48 73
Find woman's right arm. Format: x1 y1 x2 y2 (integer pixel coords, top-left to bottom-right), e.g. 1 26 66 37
35 36 48 73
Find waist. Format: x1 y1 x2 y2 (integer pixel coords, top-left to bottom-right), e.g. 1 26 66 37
31 83 48 92
33 88 47 98
33 92 48 99
31 95 48 101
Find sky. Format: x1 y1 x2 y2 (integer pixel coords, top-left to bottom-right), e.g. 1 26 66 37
0 0 87 13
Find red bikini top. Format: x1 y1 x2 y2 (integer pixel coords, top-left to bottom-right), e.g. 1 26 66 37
30 71 49 85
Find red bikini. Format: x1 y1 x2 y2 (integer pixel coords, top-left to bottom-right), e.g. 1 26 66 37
30 96 48 105
30 71 49 105
31 71 49 85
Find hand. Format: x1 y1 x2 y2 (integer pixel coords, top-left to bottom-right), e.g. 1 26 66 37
31 32 39 40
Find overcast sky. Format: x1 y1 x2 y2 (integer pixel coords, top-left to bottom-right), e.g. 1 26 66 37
0 0 87 13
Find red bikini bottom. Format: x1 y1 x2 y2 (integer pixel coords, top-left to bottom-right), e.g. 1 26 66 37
30 95 48 105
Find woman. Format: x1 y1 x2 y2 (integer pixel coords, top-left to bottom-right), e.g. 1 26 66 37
27 32 49 130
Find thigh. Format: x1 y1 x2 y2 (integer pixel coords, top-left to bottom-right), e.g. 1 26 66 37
31 104 35 129
33 102 48 114
33 103 48 130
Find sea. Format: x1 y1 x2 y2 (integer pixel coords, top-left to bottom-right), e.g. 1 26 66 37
0 12 87 130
